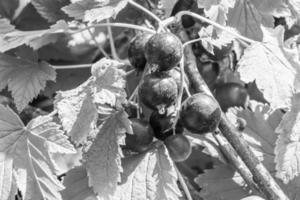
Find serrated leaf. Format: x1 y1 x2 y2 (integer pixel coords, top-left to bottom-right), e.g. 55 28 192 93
227 0 274 40
0 105 75 200
0 53 56 112
83 111 130 199
195 164 251 200
275 93 300 183
31 0 71 22
62 0 129 23
237 26 300 109
91 58 127 110
61 166 98 200
0 20 68 52
55 78 98 144
116 145 181 200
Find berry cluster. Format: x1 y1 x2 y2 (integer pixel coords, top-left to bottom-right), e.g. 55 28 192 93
125 31 225 162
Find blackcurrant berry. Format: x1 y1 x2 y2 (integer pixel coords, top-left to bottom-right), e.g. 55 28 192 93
180 93 221 134
149 111 183 140
128 32 153 71
214 82 249 112
165 134 192 162
125 118 154 152
145 32 183 71
138 72 178 111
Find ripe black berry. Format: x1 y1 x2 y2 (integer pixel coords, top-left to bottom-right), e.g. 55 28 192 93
125 118 154 152
180 93 221 134
145 32 183 71
138 72 178 111
164 134 191 162
214 82 249 112
149 111 183 140
128 32 153 71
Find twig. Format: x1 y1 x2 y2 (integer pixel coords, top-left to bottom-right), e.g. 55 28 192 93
126 69 136 76
106 19 120 60
86 26 110 58
176 27 289 200
213 131 259 193
175 165 193 200
167 11 256 45
52 64 92 69
73 23 156 35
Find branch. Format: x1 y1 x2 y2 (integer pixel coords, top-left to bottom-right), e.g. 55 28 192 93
176 26 289 200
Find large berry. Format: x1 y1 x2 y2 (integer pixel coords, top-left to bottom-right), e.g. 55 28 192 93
139 72 178 110
165 134 192 162
180 93 221 134
214 82 249 111
125 118 154 152
145 32 183 71
128 32 153 71
150 111 184 140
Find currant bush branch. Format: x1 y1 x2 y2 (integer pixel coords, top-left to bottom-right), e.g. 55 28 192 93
52 64 92 69
85 25 110 58
176 26 289 200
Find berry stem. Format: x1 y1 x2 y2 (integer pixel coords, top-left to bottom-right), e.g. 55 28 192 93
75 23 156 35
52 64 92 69
128 65 149 101
167 11 256 44
106 19 120 61
176 26 289 200
175 165 193 200
128 0 165 31
86 25 110 58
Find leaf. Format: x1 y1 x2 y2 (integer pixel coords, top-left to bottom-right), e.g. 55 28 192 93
62 0 129 23
195 164 251 200
0 20 68 52
0 105 75 200
91 58 127 109
0 53 56 112
61 166 98 200
0 18 15 34
227 0 274 41
31 0 71 22
237 26 300 109
116 145 181 200
275 93 300 183
161 0 177 17
55 82 98 144
83 110 130 199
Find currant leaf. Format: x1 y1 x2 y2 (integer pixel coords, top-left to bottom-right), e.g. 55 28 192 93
237 26 300 109
0 53 56 112
61 166 98 200
275 93 300 183
83 110 130 199
0 105 76 200
62 0 129 23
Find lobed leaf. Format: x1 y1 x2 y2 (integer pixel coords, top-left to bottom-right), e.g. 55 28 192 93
0 53 56 112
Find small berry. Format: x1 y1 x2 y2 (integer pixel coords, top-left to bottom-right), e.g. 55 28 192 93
139 72 178 111
145 32 183 71
165 134 192 162
128 32 153 71
180 93 221 134
125 118 154 152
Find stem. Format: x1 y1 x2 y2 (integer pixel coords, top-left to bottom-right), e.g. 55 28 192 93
176 27 289 200
86 26 110 58
73 23 156 35
128 66 149 101
52 64 92 69
126 69 136 76
128 0 165 31
106 19 120 60
171 11 256 44
175 165 193 200
213 131 260 193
